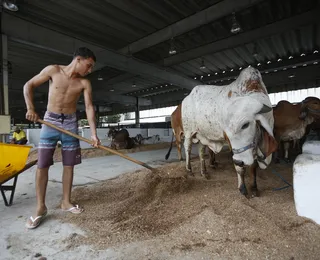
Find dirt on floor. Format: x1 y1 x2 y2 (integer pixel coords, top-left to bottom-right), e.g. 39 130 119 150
27 142 171 163
54 151 320 260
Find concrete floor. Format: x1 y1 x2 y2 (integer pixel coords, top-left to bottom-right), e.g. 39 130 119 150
0 146 200 260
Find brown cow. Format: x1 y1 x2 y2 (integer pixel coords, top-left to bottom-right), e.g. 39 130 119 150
273 96 320 163
107 127 135 149
165 104 216 178
165 104 184 161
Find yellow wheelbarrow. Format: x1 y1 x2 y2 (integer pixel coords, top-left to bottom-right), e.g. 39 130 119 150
0 143 37 206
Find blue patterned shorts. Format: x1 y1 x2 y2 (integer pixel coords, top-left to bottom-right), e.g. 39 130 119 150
37 111 81 168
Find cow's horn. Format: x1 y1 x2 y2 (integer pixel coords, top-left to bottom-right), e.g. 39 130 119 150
258 104 272 114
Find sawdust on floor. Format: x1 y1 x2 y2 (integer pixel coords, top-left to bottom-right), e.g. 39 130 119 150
54 151 320 259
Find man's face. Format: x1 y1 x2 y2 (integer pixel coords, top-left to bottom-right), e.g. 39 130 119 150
77 57 95 77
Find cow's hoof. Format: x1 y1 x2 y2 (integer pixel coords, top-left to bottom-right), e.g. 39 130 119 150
209 162 218 169
239 184 248 196
250 188 260 198
186 167 194 176
201 172 210 179
284 158 291 164
204 174 210 180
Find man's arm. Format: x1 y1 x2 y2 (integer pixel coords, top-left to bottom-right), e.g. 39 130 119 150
83 79 100 147
23 65 57 122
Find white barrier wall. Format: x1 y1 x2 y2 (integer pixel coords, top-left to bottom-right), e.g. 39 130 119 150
26 129 41 147
148 128 172 137
80 128 149 140
293 153 320 225
127 128 148 138
27 127 173 148
80 128 109 141
302 141 320 155
293 140 320 225
147 128 173 143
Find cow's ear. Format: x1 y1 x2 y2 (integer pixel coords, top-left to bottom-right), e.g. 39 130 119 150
255 114 278 157
257 104 272 114
255 114 273 137
260 128 278 157
223 131 232 151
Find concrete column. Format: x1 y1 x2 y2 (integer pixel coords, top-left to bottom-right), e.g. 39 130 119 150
0 32 3 115
135 97 140 128
2 34 9 115
1 33 9 142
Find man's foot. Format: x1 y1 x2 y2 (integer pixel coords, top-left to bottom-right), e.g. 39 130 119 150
25 208 48 229
61 204 84 214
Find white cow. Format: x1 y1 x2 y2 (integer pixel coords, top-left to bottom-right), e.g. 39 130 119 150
181 67 278 197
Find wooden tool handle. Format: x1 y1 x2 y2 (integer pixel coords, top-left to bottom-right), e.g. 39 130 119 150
37 119 155 171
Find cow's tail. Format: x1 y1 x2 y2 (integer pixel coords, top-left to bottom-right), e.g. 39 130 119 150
165 133 175 160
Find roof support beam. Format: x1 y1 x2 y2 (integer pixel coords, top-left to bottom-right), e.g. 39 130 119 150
3 13 200 90
92 91 152 106
105 8 319 88
150 90 186 106
8 77 151 107
163 9 319 67
261 65 320 92
150 64 320 104
203 53 320 83
119 0 264 55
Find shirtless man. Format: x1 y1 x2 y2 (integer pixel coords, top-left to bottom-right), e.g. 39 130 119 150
23 47 100 229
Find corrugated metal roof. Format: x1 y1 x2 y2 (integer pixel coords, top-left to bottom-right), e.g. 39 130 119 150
3 0 320 118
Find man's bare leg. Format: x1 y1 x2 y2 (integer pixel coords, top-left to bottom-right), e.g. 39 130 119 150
36 168 49 213
61 166 83 213
26 167 49 228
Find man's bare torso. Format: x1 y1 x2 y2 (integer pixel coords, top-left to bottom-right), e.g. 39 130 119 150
47 65 86 114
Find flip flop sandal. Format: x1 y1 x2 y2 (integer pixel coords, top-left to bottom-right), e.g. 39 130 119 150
61 204 84 214
25 210 47 229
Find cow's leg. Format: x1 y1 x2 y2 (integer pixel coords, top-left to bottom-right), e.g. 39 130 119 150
208 148 217 168
184 137 193 174
273 148 280 163
273 135 281 163
235 165 248 197
179 133 184 161
248 163 259 197
283 141 291 163
199 143 209 179
178 142 183 161
176 136 183 161
274 142 281 163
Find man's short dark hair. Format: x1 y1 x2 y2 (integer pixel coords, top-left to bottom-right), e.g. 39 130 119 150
73 47 96 62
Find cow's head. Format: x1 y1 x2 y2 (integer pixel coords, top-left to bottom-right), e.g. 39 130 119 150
299 96 320 121
107 127 118 139
223 96 278 169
